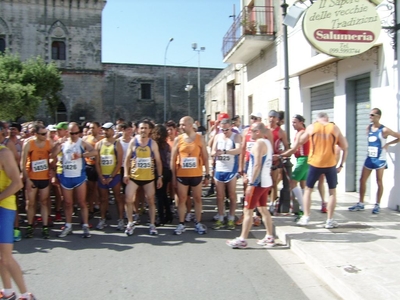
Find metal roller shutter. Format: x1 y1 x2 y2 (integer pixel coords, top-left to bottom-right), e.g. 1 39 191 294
310 82 335 123
355 77 371 194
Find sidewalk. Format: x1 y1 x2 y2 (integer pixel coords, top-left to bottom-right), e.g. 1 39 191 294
272 192 400 300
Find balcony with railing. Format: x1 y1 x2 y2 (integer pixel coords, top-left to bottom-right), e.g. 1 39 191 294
222 5 275 64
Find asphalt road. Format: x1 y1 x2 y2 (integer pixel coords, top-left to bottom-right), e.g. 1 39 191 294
12 199 339 300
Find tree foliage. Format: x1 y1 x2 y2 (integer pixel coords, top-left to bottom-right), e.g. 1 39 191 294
0 51 63 120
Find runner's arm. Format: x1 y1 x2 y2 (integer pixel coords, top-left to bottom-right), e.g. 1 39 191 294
0 148 23 201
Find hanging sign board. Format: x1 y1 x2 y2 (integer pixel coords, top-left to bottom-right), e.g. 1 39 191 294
302 0 381 57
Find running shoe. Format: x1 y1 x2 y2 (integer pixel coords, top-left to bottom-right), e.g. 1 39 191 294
41 227 50 239
257 236 275 248
325 219 339 229
14 229 22 242
54 211 63 222
235 214 244 226
294 211 304 222
174 224 186 235
253 216 261 227
372 203 380 214
321 202 327 213
226 237 247 249
348 202 365 211
82 225 91 238
125 223 135 236
58 226 73 238
202 187 215 197
195 223 207 235
149 224 158 235
226 220 235 230
296 215 310 226
25 225 34 238
0 290 16 300
17 293 36 300
185 213 192 223
116 219 125 231
212 220 225 230
96 218 107 230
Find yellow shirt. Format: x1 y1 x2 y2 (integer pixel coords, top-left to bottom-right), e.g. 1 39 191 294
129 139 155 181
99 141 119 176
0 146 17 210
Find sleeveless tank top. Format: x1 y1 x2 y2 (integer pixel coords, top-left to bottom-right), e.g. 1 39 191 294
176 134 203 177
308 122 338 168
27 139 51 180
215 133 238 173
0 146 17 210
129 139 155 181
248 139 273 188
294 129 310 158
61 138 85 178
99 140 119 175
244 129 255 162
367 124 387 160
85 135 103 165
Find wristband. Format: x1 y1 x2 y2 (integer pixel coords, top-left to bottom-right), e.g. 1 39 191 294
158 175 163 178
248 182 255 186
204 174 211 180
223 149 227 154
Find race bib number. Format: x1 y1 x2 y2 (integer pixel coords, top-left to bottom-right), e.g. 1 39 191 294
136 157 151 169
32 159 48 172
368 146 378 158
101 155 114 166
246 141 255 152
217 155 230 161
182 157 197 169
64 161 78 170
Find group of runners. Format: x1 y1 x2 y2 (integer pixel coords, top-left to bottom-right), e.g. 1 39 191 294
0 107 397 298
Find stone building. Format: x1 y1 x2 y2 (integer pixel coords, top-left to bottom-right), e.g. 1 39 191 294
0 0 221 124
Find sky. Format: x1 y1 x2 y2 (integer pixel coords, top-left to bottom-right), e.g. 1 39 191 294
102 0 240 69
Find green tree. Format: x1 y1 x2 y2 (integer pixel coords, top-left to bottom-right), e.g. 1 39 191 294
0 51 63 120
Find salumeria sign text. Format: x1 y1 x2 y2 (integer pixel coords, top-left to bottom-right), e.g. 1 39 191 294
302 0 381 57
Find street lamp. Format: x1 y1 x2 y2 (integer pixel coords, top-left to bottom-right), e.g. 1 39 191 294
185 83 193 116
164 37 174 122
192 43 205 124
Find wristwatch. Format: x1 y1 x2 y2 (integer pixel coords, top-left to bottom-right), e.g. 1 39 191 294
204 174 211 180
158 175 163 178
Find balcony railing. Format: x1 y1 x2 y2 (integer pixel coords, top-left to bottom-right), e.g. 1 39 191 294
222 5 275 59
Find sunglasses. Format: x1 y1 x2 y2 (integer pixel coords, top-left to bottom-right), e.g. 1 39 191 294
37 132 47 136
370 113 378 117
221 128 230 132
250 116 258 120
69 131 80 135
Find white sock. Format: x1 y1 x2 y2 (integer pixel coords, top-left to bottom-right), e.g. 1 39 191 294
2 289 14 297
82 224 89 228
218 215 224 222
228 215 235 221
292 187 303 210
65 223 72 228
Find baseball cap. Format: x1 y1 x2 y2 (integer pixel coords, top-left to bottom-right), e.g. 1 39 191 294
268 110 279 118
55 122 68 130
47 125 57 131
101 122 115 130
217 113 230 121
250 112 262 118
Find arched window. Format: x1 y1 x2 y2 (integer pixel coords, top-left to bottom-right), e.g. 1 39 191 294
51 41 66 60
0 38 5 53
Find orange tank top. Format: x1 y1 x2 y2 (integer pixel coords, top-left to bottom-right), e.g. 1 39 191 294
85 135 104 165
308 122 338 168
176 134 203 177
27 139 51 180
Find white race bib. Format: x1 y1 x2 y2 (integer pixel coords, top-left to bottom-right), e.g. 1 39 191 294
368 146 378 158
217 155 230 162
64 161 78 171
182 157 197 169
136 157 151 169
32 159 48 172
101 155 114 166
